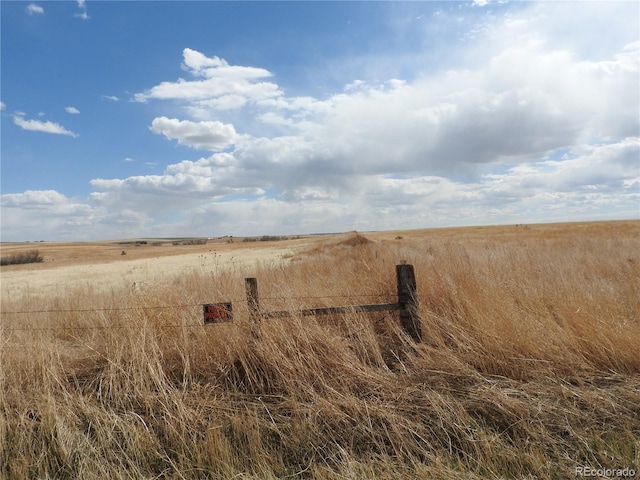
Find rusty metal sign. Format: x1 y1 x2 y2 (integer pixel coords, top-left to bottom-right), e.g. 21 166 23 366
203 303 233 324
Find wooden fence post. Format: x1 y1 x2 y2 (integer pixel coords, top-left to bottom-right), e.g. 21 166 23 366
396 264 422 342
245 277 260 323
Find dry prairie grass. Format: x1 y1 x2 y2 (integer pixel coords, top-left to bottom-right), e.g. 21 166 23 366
1 221 639 479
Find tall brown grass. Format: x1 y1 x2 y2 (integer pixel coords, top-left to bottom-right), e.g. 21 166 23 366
1 222 639 479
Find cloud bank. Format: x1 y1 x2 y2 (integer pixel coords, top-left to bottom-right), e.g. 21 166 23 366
2 2 638 241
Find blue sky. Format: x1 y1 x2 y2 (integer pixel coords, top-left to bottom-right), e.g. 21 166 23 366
1 0 638 241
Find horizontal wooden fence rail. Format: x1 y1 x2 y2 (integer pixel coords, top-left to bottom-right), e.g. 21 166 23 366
242 263 422 342
258 302 403 319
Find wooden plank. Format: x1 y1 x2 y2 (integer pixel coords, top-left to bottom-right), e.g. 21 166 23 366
262 302 401 319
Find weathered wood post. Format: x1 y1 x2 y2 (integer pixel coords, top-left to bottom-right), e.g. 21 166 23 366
245 277 261 340
396 264 422 342
245 277 260 322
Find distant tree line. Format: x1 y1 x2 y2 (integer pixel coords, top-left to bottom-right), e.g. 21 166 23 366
172 238 208 246
243 235 300 243
1 250 44 266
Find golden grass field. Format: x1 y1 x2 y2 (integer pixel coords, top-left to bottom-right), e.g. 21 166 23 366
1 221 639 479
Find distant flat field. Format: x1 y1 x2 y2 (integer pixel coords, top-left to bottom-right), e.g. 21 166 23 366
0 236 318 300
1 221 638 301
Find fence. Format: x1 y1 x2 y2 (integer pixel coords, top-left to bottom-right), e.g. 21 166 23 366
206 264 422 342
3 264 422 343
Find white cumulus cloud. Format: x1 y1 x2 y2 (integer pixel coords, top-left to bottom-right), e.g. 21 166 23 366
133 48 282 115
13 114 79 138
149 116 238 151
26 4 44 15
90 10 639 237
